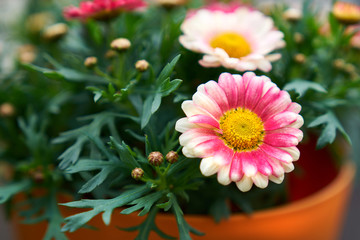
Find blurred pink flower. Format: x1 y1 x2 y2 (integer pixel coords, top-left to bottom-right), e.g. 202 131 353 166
176 72 303 192
64 0 147 21
346 24 360 49
332 1 360 24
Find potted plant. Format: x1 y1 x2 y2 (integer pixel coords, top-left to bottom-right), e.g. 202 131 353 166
1 0 360 239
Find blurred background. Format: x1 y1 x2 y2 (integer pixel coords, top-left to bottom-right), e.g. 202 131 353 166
0 0 360 239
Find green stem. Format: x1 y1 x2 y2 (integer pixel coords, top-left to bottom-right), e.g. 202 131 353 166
114 53 125 88
94 67 117 84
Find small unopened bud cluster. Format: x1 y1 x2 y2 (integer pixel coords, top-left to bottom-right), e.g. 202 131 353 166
293 53 306 64
166 151 178 164
135 60 149 72
294 32 304 44
0 103 15 117
18 44 37 64
333 59 346 69
283 8 302 22
148 151 163 166
42 23 68 41
84 56 98 69
111 38 131 51
131 168 144 180
105 50 117 59
29 166 45 183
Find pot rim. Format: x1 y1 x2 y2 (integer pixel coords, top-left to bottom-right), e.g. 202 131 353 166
175 160 356 221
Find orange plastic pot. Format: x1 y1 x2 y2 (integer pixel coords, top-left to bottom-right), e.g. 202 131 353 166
12 161 355 240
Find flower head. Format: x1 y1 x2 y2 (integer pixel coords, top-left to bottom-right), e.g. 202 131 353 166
175 72 303 192
63 0 147 21
179 5 285 72
332 1 360 24
346 24 360 49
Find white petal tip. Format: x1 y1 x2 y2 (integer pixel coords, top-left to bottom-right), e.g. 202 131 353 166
200 157 219 176
252 174 269 189
236 176 253 192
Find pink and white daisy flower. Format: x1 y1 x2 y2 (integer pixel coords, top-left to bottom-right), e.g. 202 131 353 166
63 0 147 21
175 72 303 192
179 5 285 72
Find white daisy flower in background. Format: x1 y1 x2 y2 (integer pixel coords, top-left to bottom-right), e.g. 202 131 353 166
179 4 285 72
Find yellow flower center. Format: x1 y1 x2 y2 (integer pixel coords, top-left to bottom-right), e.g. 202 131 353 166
219 108 264 151
210 32 252 58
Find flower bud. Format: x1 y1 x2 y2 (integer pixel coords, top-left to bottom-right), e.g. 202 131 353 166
155 0 188 9
0 161 14 182
148 151 163 166
333 59 346 69
26 12 54 33
166 151 179 164
17 44 37 63
131 168 144 180
29 166 44 183
283 8 302 22
293 53 306 64
110 38 131 51
42 23 68 41
84 56 98 69
344 63 356 74
294 32 304 43
0 103 15 117
105 50 117 59
135 60 149 72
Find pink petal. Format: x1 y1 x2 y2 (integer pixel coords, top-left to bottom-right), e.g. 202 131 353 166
179 128 217 146
194 138 228 158
286 102 301 114
244 76 265 110
260 144 293 163
181 100 219 121
264 133 299 147
233 74 246 107
212 145 235 165
203 81 230 113
218 73 238 109
264 111 298 130
241 152 257 177
229 153 243 182
253 85 280 115
175 117 199 133
192 91 222 119
267 127 303 141
279 146 300 161
188 114 220 129
250 150 272 176
259 91 292 120
242 72 256 87
266 157 285 177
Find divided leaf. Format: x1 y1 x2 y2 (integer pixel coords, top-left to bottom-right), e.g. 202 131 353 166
308 111 352 148
61 184 152 232
283 79 327 98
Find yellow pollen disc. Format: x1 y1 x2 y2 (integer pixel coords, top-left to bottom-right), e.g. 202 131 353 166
219 108 264 151
210 32 252 58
